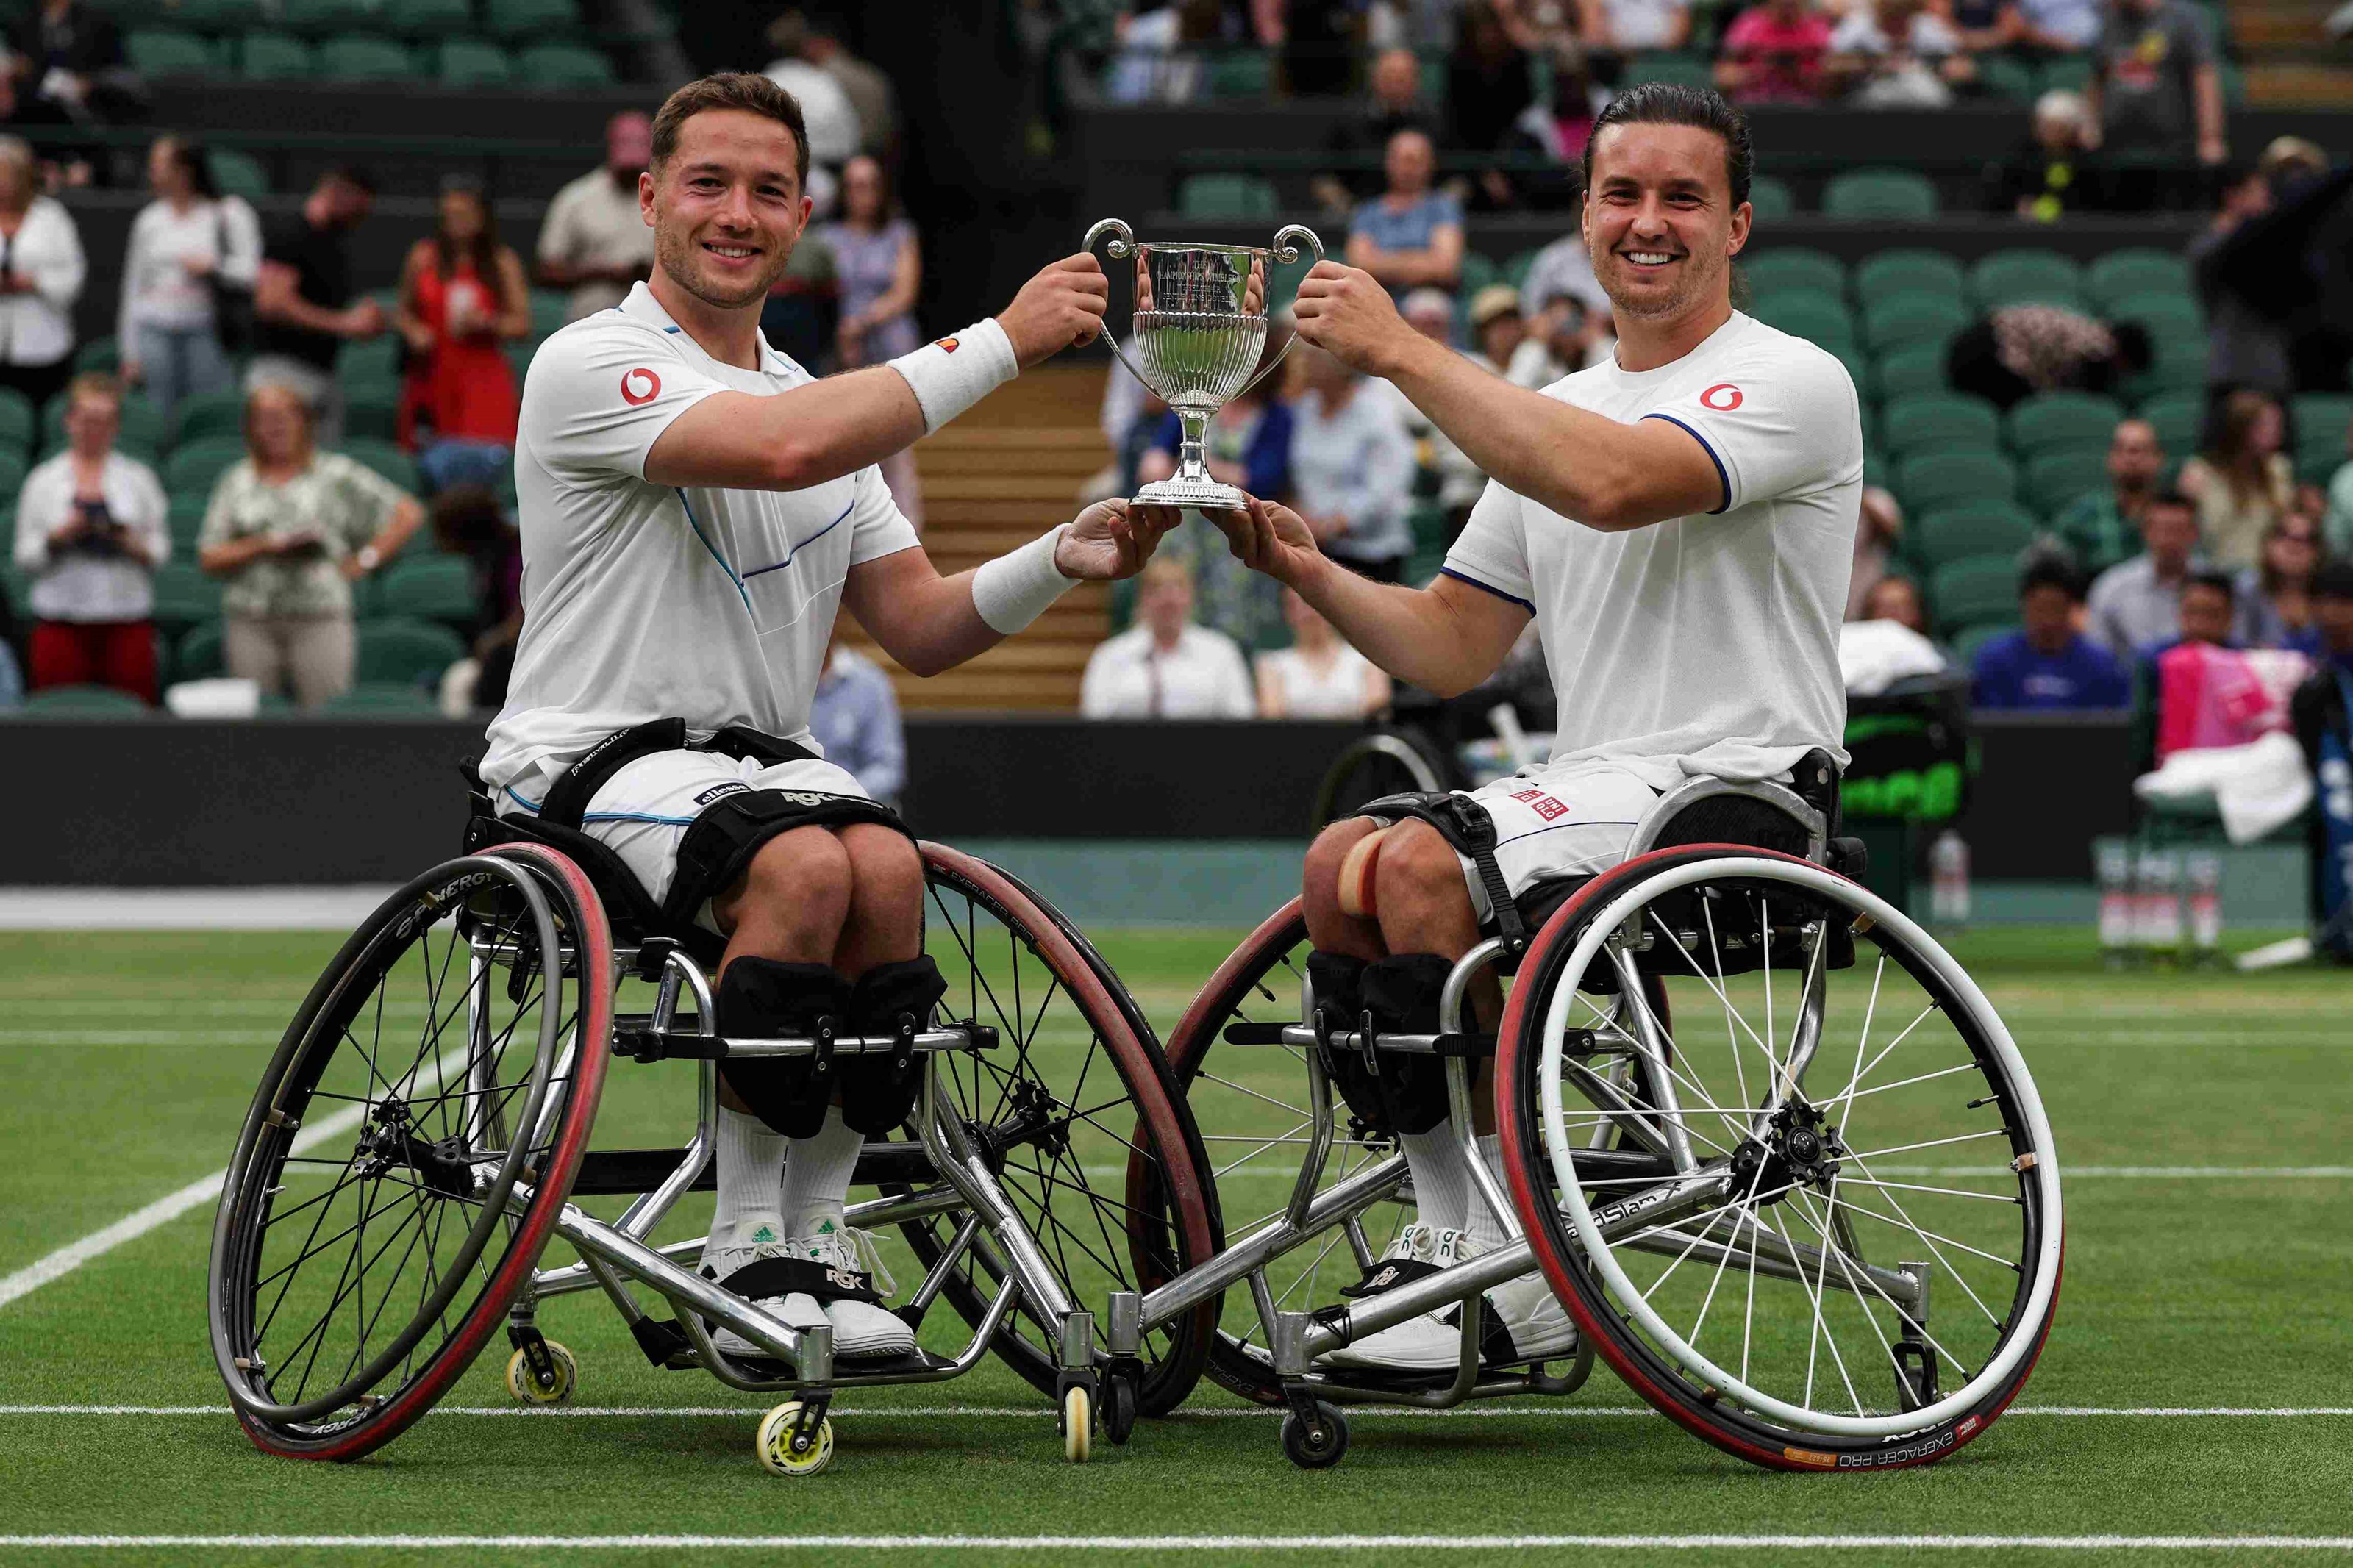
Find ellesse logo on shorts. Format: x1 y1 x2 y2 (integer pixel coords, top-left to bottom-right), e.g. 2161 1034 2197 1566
621 367 662 404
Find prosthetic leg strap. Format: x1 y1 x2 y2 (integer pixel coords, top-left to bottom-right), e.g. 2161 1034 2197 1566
535 717 820 833
1357 790 1529 955
714 1255 885 1308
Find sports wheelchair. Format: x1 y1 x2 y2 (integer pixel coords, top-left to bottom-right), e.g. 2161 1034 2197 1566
207 791 1221 1475
1115 752 2064 1470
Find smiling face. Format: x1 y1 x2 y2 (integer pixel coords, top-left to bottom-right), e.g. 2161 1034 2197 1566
645 107 808 312
1582 121 1747 329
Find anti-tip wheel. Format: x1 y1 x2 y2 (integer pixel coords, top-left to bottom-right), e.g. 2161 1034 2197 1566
756 1401 835 1477
1062 1385 1093 1464
1280 1402 1349 1469
1103 1375 1138 1446
504 1341 577 1406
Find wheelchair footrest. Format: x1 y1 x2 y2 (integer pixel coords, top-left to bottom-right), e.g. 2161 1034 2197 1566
568 1141 943 1196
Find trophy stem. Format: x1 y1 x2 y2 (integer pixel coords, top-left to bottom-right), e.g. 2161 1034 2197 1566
1173 406 1214 489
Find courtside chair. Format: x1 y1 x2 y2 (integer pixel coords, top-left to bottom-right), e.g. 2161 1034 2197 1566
1746 175 1795 221
1863 293 1968 355
378 554 481 629
2023 447 2112 514
487 0 582 36
356 617 466 688
2088 249 2192 310
125 29 215 76
340 437 424 496
385 0 476 36
2137 390 2204 456
1881 393 2001 457
1741 248 1846 298
1929 554 2025 632
240 31 312 78
277 0 374 32
171 389 249 449
1910 501 2039 572
1874 341 1952 401
1854 248 1965 305
1178 174 1280 220
1897 449 2018 513
438 37 514 86
175 621 225 681
1823 168 1938 220
22 684 151 714
165 438 249 499
2004 391 2124 459
0 388 34 454
149 562 224 635
1968 249 2085 311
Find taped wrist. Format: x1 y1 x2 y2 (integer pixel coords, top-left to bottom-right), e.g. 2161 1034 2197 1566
715 959 851 1139
971 523 1075 635
835 956 948 1136
888 317 1017 434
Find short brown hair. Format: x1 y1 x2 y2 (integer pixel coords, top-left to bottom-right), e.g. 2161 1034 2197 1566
649 71 809 190
65 371 121 411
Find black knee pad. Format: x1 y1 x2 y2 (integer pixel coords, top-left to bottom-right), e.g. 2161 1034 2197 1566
835 956 946 1136
1361 953 1455 1136
715 958 851 1139
1307 951 1390 1134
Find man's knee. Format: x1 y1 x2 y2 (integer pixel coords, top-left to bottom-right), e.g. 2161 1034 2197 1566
839 823 924 914
1372 820 1471 922
717 826 853 939
1303 818 1379 917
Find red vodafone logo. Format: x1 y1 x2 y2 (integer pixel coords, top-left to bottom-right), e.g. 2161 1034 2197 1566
1700 383 1743 411
620 367 662 405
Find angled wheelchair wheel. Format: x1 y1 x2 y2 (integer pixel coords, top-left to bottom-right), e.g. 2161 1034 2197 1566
1310 727 1455 830
1496 846 2063 1472
892 844 1219 1418
208 843 611 1461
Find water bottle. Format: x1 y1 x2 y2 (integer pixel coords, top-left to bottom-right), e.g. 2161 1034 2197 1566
2095 840 2134 967
2137 847 2184 959
2185 850 2224 964
1929 831 1971 927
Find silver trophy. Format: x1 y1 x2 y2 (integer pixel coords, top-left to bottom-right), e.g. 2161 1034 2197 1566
1085 217 1323 512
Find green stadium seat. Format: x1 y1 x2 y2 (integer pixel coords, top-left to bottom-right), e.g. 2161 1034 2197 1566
74 337 120 375
515 42 613 87
0 447 28 499
173 0 271 23
1205 49 1272 99
205 148 268 202
1874 342 1951 401
1828 343 1871 404
1854 248 1965 304
338 337 401 385
1910 501 2038 570
1746 175 1794 222
1882 393 2000 457
1863 293 1967 354
149 562 224 632
2295 448 2341 487
345 387 401 443
2022 447 2110 512
437 37 513 86
1178 173 1279 220
1501 250 1538 290
1968 249 2084 310
356 616 466 687
385 0 476 37
0 387 32 452
175 620 224 681
43 394 167 458
321 681 444 715
1950 621 2020 667
239 31 312 79
504 341 536 387
1929 555 2024 631
277 0 374 32
1627 50 1713 89
2036 56 2093 95
1749 290 1854 352
1823 169 1937 221
1975 54 2036 103
486 0 581 37
2004 391 2124 459
167 493 209 553
376 554 479 627
2109 290 2202 346
171 388 247 450
528 289 568 344
2125 335 2207 401
2136 390 2204 456
2088 248 2191 310
2290 395 2353 454
317 35 420 79
125 29 215 76
1741 248 1845 298
1896 450 2017 512
339 437 421 495
163 437 249 499
21 683 151 714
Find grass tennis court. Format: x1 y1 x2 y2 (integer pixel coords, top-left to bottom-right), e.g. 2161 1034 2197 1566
0 923 2348 1565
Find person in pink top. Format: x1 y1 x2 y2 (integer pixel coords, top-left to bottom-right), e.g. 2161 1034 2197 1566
1715 0 1835 104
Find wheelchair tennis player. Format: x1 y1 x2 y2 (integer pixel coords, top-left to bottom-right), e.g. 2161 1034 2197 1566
1207 83 1863 1370
481 72 1174 1363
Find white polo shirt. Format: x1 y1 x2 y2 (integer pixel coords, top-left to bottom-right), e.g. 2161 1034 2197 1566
482 282 920 803
1443 310 1861 792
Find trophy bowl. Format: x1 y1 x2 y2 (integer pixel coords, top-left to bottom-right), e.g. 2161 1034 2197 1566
1085 218 1323 512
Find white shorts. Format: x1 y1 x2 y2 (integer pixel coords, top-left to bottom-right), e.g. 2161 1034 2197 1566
1369 759 1661 924
496 749 871 932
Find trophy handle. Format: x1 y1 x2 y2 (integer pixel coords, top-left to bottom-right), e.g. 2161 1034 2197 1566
1233 223 1324 404
1081 218 1154 390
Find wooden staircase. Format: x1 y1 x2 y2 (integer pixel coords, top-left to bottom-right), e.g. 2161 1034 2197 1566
2231 0 2353 104
840 365 1114 712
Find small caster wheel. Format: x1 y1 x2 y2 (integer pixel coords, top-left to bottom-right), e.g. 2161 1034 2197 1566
504 1339 576 1406
1102 1375 1138 1446
1062 1384 1093 1464
1280 1402 1349 1469
756 1400 835 1477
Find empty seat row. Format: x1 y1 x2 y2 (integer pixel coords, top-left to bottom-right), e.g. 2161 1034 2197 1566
126 29 613 85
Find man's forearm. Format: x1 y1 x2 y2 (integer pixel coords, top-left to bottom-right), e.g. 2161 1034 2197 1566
1286 553 1491 695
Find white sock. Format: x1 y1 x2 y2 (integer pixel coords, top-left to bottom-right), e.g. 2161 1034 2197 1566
778 1102 865 1239
1397 1125 1471 1233
1465 1134 1512 1253
710 1106 788 1252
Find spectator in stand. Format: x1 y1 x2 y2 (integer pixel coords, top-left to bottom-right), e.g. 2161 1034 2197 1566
1289 343 1415 581
1518 228 1613 323
1446 0 1538 158
1507 289 1599 387
537 112 656 325
809 629 906 806
249 167 385 448
2052 417 2165 574
427 484 522 715
818 154 923 526
1313 48 1440 214
1715 0 1836 107
2085 0 2226 197
1946 302 2149 412
393 179 529 495
1827 0 1974 108
2190 143 2347 398
1848 485 1905 620
1490 43 1607 209
760 223 837 373
1860 572 1929 635
1348 129 1465 290
196 385 424 709
2232 514 2325 654
11 373 167 703
0 136 81 415
118 137 260 420
1256 587 1390 718
1139 342 1293 648
1385 286 1488 534
1987 90 2107 220
7 0 127 126
2179 387 2293 570
2161 567 2237 654
1080 558 1255 719
1468 283 1524 371
2087 487 2204 657
1971 557 2130 709
1579 0 1693 54
2012 0 2103 51
763 11 861 186
793 14 897 157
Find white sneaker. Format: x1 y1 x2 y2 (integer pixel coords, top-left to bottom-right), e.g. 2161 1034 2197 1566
701 1215 829 1361
1319 1226 1467 1373
1470 1239 1580 1364
798 1216 915 1360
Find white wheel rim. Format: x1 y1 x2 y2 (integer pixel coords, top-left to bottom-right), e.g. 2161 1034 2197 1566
1536 856 2063 1439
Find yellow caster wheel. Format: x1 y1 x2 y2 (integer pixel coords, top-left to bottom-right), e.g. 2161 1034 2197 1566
756 1401 835 1477
504 1340 576 1406
1061 1385 1093 1464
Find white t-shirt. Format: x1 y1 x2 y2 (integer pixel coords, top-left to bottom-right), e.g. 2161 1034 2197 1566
536 168 656 323
1443 310 1860 792
1257 642 1378 719
1079 623 1254 720
481 282 919 801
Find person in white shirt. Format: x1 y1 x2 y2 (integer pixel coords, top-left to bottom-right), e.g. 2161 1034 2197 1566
0 135 83 414
1208 83 1860 1372
482 72 1173 1363
1079 558 1254 719
1256 587 1390 719
536 112 658 323
117 137 260 417
1289 343 1415 580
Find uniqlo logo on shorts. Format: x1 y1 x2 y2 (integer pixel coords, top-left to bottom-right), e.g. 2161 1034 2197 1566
1512 787 1568 820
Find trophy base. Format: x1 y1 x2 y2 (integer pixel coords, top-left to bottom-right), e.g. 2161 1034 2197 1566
1132 476 1248 512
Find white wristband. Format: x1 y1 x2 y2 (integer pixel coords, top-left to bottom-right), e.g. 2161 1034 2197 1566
972 524 1075 635
889 317 1018 434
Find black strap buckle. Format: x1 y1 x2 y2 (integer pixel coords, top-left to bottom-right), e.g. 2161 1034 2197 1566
812 1016 836 1077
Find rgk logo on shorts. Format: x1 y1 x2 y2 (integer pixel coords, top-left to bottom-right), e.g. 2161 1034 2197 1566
621 367 661 404
1700 382 1743 411
693 782 751 806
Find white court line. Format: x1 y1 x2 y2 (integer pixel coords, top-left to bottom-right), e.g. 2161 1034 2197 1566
2 1404 2347 1419
1 1535 2349 1553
